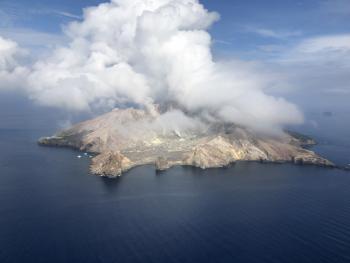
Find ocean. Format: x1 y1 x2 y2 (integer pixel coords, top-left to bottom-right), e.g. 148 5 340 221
0 95 350 263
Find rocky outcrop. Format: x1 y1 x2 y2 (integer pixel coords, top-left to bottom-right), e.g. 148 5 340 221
90 151 133 177
38 108 335 177
155 157 173 171
183 136 239 169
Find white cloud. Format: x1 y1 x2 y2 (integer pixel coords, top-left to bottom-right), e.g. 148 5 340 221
50 11 82 20
277 34 350 67
213 39 231 45
0 36 29 90
0 36 20 70
294 34 350 54
245 26 302 39
0 0 305 134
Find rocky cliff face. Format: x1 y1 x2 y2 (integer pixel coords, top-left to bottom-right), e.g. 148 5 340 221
39 108 334 177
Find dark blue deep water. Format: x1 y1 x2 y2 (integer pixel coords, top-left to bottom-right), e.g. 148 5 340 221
1 96 350 263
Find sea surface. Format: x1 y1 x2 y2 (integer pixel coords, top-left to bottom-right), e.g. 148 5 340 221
0 96 350 263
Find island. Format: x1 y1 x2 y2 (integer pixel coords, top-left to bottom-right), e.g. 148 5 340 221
39 107 334 177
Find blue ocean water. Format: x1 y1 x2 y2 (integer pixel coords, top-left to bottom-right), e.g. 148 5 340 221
0 97 350 263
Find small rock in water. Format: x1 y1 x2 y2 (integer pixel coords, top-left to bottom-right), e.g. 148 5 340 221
77 155 82 158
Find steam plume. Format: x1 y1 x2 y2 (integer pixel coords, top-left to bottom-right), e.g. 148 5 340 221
1 0 304 133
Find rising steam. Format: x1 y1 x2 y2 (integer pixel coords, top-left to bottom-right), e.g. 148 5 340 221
0 0 303 133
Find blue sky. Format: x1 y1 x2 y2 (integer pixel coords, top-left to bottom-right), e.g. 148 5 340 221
1 0 349 58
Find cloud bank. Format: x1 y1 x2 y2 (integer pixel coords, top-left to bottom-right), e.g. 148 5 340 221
0 0 305 133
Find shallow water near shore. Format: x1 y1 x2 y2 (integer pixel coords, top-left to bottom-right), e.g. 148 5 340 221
1 97 350 263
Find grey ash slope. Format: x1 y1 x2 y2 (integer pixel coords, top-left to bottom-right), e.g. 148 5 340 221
39 108 334 177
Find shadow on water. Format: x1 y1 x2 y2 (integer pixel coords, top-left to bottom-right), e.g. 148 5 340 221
99 176 124 192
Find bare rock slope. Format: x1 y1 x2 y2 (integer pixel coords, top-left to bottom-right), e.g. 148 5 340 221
39 108 334 177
